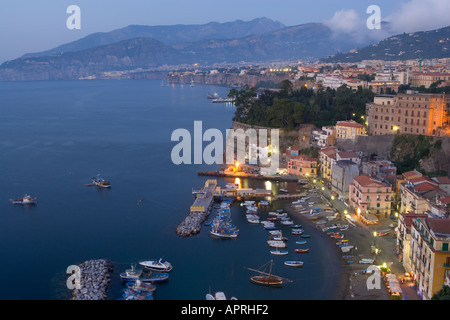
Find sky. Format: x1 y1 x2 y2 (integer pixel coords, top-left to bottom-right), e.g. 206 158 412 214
0 0 449 63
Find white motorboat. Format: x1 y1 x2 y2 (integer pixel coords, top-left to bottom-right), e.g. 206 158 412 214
267 240 286 248
10 194 37 205
139 258 173 272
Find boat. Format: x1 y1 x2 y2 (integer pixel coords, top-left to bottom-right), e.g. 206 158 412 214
295 241 307 245
120 265 169 282
212 97 234 103
295 248 310 253
267 240 286 248
206 93 219 99
291 230 303 235
270 249 288 256
210 228 239 238
279 188 288 193
92 174 111 188
280 220 294 226
10 194 37 205
122 288 154 300
301 234 311 238
190 80 194 87
247 260 292 287
139 258 172 272
284 261 303 268
125 280 156 292
259 200 269 206
291 224 302 228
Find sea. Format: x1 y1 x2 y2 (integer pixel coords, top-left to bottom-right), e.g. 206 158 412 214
0 80 341 300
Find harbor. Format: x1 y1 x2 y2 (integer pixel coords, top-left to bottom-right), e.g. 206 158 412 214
198 170 299 182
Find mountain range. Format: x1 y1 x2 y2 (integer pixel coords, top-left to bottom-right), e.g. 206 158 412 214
1 18 449 81
321 26 450 63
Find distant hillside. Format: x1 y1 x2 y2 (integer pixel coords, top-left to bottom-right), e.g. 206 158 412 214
0 38 192 81
22 17 286 58
322 26 450 62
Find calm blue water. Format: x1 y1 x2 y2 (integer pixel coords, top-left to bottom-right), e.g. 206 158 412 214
0 80 340 300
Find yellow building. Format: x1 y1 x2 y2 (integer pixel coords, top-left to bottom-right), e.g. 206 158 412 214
409 217 450 300
335 120 366 139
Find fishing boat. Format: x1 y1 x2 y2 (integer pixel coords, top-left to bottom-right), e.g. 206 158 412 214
247 260 292 287
295 240 307 245
279 188 288 193
10 194 37 205
246 215 260 224
210 228 239 238
280 220 294 226
295 248 310 253
120 265 169 282
301 234 311 238
92 174 111 188
291 224 302 228
284 261 303 268
122 288 153 300
125 280 156 292
139 258 172 272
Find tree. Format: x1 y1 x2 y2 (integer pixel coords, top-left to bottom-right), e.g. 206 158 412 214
431 285 450 300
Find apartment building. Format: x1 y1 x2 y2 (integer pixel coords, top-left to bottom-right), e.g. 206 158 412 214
348 174 393 221
335 120 366 139
319 147 338 181
331 160 360 199
366 92 449 136
409 218 450 300
411 72 450 88
287 155 318 178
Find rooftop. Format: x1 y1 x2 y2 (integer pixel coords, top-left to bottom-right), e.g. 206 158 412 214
354 174 390 188
336 120 365 129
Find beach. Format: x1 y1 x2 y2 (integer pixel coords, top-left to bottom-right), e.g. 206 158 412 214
284 182 421 300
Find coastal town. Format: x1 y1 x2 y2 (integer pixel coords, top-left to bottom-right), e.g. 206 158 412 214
179 55 450 301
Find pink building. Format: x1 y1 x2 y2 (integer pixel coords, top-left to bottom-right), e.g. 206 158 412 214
349 174 393 222
288 155 318 178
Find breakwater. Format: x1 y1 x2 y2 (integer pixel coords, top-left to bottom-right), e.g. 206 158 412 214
176 211 210 237
70 259 113 300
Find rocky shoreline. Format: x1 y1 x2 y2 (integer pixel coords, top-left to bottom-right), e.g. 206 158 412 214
70 259 113 300
176 211 210 237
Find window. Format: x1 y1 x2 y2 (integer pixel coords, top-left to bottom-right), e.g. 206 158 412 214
443 243 449 252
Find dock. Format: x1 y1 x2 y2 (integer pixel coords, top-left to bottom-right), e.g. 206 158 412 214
198 171 298 182
176 179 217 237
275 193 308 200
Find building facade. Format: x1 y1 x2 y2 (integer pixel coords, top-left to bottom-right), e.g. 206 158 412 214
336 120 366 139
366 92 449 136
349 174 393 221
409 218 450 300
287 155 318 178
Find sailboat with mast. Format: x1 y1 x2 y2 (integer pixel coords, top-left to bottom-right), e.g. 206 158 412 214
246 260 292 287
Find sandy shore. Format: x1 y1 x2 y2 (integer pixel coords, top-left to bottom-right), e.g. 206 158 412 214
284 186 418 300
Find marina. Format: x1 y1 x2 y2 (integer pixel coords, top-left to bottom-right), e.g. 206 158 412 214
0 80 343 300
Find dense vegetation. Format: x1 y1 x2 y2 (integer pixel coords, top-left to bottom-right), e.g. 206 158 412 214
390 134 443 174
431 285 450 300
228 80 375 130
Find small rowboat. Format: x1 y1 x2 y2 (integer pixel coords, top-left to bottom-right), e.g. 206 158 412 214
284 261 303 267
295 248 310 253
296 241 307 245
270 250 288 256
291 224 302 228
291 231 303 235
301 234 311 238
